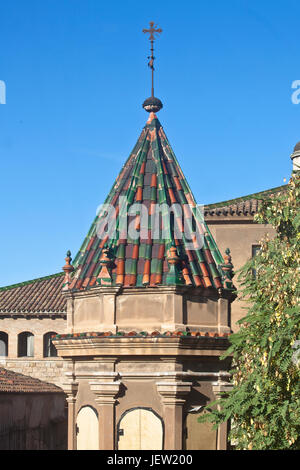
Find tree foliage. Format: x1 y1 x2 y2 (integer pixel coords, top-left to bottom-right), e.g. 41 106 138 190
200 171 300 450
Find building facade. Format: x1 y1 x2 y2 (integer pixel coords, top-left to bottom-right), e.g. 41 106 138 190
0 104 296 450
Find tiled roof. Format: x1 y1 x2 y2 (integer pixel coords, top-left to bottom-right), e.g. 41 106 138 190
0 367 65 393
0 273 66 315
53 330 230 339
204 185 287 218
70 112 231 291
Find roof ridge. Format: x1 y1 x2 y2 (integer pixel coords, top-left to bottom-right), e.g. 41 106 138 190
204 184 287 210
0 272 64 291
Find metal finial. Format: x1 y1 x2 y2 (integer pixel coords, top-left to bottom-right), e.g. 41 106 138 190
142 21 163 100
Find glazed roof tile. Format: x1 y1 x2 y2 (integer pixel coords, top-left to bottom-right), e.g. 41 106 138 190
53 330 230 340
0 273 66 315
70 113 229 291
0 367 65 393
204 185 287 218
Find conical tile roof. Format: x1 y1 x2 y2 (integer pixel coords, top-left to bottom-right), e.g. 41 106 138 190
69 112 230 291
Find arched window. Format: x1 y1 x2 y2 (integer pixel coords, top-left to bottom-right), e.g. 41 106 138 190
76 406 99 450
43 332 58 357
0 332 8 356
18 332 34 357
117 407 163 450
184 408 217 450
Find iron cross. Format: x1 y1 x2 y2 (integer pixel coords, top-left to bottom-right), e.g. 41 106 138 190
142 22 162 97
142 22 162 41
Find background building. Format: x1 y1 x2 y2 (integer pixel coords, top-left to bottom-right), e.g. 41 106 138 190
0 367 67 450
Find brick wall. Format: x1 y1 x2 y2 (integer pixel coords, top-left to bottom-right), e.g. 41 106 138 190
0 317 70 387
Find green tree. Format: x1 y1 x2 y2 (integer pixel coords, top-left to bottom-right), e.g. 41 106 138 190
200 171 300 450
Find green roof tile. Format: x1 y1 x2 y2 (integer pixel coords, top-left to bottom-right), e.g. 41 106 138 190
68 112 231 291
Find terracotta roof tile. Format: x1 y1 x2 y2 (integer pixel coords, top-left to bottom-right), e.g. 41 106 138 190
204 185 287 218
71 113 231 291
53 330 230 340
0 273 66 315
0 367 65 393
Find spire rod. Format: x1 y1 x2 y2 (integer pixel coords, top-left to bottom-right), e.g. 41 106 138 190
142 22 163 113
142 21 162 97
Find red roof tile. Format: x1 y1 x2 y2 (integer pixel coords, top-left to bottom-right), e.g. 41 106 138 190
204 185 287 218
0 273 66 315
70 113 232 291
53 330 230 340
0 367 65 393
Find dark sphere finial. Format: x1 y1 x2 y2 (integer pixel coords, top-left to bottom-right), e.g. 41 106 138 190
142 96 163 113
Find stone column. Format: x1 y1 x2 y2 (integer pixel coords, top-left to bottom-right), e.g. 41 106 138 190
62 379 78 450
101 292 117 333
156 381 192 450
8 332 18 358
161 289 185 332
212 376 233 450
35 334 44 359
90 377 121 450
217 296 231 335
66 296 75 333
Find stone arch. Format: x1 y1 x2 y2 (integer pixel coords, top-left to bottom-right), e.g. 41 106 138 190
76 405 99 450
117 407 164 450
18 331 34 357
0 332 8 356
43 332 58 357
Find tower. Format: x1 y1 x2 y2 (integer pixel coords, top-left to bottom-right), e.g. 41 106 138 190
291 141 300 172
53 23 236 451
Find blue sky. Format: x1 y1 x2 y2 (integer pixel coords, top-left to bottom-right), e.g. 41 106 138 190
0 0 299 286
